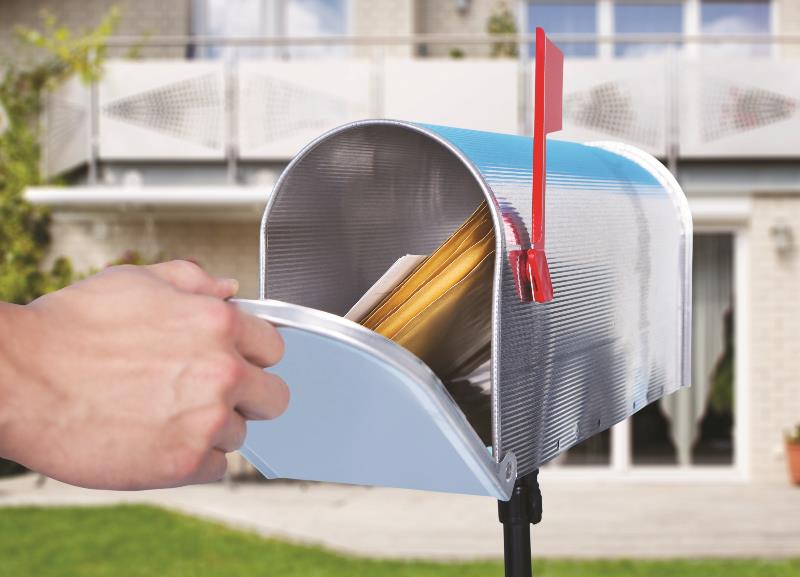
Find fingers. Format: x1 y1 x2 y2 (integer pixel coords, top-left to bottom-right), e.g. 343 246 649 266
147 263 284 369
232 359 290 420
147 260 239 299
187 449 229 485
213 411 247 453
234 309 285 367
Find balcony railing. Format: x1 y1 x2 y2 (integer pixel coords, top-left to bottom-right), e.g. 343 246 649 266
42 34 800 180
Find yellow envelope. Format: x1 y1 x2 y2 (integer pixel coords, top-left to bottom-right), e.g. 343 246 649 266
361 202 492 331
359 200 495 381
386 249 494 379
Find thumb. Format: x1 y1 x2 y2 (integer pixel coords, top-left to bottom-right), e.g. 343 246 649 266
146 260 239 299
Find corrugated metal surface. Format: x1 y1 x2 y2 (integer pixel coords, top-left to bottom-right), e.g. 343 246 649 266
261 120 691 477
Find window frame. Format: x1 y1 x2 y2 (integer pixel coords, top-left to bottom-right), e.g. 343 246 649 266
190 0 351 59
519 0 776 59
524 0 601 59
612 0 685 59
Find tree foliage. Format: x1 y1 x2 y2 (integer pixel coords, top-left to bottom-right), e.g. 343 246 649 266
0 8 120 304
487 1 518 59
709 308 734 415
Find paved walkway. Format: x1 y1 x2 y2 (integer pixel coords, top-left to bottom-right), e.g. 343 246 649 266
1 473 798 560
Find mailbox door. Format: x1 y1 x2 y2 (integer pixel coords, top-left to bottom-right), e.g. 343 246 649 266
236 299 516 500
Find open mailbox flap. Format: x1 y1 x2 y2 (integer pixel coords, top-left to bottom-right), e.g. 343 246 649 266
235 299 517 500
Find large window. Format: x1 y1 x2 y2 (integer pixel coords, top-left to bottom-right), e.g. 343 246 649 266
527 2 598 58
192 0 347 59
614 2 684 58
701 0 771 57
286 0 348 58
527 0 773 60
633 233 735 466
195 0 266 58
556 234 736 469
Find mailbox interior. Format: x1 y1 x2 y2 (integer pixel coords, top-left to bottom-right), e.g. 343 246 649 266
261 121 501 446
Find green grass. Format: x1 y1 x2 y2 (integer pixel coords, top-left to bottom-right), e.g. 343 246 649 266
0 505 798 577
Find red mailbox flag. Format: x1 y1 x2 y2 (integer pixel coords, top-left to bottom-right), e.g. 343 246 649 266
529 27 563 303
511 27 564 304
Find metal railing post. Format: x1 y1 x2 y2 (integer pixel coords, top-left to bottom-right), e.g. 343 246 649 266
370 45 386 118
666 47 681 178
88 77 100 185
224 50 239 184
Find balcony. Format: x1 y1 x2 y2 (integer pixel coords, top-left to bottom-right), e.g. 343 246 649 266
41 34 800 181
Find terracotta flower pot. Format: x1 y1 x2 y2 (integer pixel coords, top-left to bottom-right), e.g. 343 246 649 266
787 440 800 486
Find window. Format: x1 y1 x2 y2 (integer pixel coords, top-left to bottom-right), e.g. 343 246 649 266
192 0 347 59
287 0 347 36
614 2 683 58
701 0 771 57
192 0 268 59
286 0 348 58
528 2 598 58
633 234 735 466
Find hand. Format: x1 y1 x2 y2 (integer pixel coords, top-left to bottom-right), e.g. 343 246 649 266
0 260 288 490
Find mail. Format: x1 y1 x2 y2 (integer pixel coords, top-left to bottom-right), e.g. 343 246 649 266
349 201 495 441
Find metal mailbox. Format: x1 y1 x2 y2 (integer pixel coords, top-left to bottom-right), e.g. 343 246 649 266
237 117 692 500
234 32 691 576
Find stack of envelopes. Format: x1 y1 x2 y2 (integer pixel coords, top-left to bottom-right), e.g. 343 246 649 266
354 202 495 415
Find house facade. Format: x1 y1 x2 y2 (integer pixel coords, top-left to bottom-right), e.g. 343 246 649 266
1 0 798 484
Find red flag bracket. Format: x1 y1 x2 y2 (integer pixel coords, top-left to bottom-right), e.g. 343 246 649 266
512 27 563 304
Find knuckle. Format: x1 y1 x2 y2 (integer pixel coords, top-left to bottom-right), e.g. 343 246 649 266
267 374 291 418
267 324 286 364
171 259 204 278
111 263 138 275
203 405 230 441
235 418 247 443
194 353 242 395
99 264 141 286
228 418 247 451
191 405 230 451
203 301 238 340
210 452 228 481
213 353 243 391
167 444 206 482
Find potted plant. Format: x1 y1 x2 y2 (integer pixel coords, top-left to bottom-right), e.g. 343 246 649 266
786 424 800 486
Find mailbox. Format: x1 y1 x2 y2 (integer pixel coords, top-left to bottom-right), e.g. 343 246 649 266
237 116 692 500
234 31 691 575
236 30 690 512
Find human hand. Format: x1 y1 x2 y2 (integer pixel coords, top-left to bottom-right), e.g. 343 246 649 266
0 260 288 490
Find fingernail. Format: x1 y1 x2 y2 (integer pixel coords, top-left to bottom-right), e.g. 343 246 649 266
223 278 239 295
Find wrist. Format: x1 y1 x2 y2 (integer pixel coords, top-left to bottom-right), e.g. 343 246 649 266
0 302 37 461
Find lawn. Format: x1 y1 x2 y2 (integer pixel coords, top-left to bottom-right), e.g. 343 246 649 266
0 505 798 577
